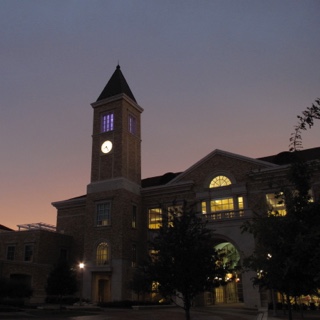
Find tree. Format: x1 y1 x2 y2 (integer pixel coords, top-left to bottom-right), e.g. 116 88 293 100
131 265 153 302
147 202 223 320
289 98 320 151
242 99 320 320
45 261 78 308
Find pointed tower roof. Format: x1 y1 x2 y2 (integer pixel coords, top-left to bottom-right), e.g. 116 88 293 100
96 65 136 102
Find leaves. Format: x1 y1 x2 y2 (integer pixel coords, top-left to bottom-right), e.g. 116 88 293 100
147 203 221 319
289 98 320 152
242 160 320 299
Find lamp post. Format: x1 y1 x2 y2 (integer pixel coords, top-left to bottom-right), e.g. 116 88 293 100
79 262 85 306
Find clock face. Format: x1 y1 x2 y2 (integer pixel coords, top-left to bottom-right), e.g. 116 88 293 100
101 140 113 154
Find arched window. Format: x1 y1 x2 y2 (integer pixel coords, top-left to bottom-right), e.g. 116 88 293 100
209 175 232 188
96 242 109 265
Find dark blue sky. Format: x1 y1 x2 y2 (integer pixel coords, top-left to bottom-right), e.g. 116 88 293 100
1 0 319 229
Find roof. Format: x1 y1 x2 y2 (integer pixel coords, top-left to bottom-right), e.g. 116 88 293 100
258 147 320 165
141 146 320 188
0 224 14 232
141 172 181 188
96 65 136 102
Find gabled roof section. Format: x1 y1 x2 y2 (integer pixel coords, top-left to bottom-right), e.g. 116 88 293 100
96 65 136 102
167 149 278 185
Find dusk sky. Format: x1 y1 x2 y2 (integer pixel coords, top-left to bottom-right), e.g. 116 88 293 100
1 0 319 230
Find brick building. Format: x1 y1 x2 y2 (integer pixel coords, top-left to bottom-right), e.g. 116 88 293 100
1 65 319 307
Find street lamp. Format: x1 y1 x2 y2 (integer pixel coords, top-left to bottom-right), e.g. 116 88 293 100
79 262 85 306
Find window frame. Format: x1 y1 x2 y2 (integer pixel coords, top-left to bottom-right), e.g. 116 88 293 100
148 208 162 229
6 245 15 261
101 112 114 133
209 175 232 188
24 244 33 262
128 114 137 135
96 201 112 227
96 242 109 265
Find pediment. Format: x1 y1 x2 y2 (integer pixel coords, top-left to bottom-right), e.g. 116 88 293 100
167 149 277 186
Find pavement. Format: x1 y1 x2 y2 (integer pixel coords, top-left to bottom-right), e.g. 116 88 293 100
0 303 319 320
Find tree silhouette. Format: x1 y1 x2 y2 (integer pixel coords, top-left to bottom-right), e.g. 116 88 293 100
46 261 78 308
148 202 223 320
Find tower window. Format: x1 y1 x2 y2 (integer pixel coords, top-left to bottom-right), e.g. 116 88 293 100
101 112 114 132
96 242 109 265
128 114 136 134
96 202 111 226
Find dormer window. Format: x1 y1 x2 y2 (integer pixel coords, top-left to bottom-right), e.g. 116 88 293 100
209 175 232 188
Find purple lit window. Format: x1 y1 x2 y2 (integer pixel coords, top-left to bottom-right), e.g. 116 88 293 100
128 114 136 134
101 113 114 132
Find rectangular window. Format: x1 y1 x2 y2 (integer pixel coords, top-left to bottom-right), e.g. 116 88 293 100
128 114 136 134
266 193 286 216
7 246 15 260
201 201 207 214
132 244 137 267
24 245 33 262
132 205 137 228
238 197 244 209
101 112 114 132
96 202 111 226
148 208 162 229
210 197 234 212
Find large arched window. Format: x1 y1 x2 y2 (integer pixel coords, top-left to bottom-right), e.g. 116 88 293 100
209 175 232 188
96 242 109 265
202 174 245 220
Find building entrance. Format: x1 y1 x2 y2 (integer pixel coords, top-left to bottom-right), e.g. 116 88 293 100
213 242 242 304
92 273 110 303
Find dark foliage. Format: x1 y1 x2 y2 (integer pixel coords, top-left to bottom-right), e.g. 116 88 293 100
45 261 78 301
147 202 223 320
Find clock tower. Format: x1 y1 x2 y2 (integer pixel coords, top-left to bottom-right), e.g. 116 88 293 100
83 65 145 302
89 64 143 190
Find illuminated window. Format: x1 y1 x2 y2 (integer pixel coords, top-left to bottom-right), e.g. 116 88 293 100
148 208 162 229
101 112 114 132
238 197 244 209
210 197 234 212
96 202 111 226
210 176 232 188
96 242 109 265
7 246 15 261
128 114 136 134
202 202 207 214
266 193 286 216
